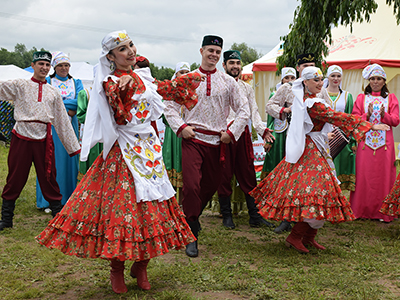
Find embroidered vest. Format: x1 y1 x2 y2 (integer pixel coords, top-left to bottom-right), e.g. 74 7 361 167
364 94 388 151
51 77 75 100
331 91 347 113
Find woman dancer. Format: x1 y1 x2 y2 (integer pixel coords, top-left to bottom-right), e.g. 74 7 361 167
250 66 389 253
162 62 190 201
36 52 83 210
36 30 200 293
324 65 356 191
350 64 399 222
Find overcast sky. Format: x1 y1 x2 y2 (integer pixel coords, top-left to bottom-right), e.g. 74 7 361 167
0 0 299 69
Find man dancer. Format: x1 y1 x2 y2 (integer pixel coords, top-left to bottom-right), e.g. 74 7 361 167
0 51 80 231
165 35 255 257
266 53 331 234
218 50 274 229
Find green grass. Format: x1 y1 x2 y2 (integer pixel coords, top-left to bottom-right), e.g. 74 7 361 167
1 143 400 299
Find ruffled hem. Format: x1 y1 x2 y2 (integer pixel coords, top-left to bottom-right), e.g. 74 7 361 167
380 178 400 216
36 196 196 261
250 136 355 224
36 142 195 261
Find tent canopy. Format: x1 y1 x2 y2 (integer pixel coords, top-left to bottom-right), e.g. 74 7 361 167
0 65 33 81
252 0 400 131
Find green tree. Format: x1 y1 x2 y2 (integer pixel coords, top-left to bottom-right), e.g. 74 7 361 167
276 0 400 73
0 43 44 68
190 62 200 71
230 42 262 66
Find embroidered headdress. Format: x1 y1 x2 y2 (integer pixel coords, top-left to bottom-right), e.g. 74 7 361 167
81 30 133 161
51 51 70 68
362 64 386 80
323 65 343 88
281 67 297 80
172 62 190 80
302 66 323 80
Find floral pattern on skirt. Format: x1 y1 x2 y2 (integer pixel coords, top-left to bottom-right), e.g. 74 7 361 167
36 142 195 261
250 136 355 223
380 173 400 216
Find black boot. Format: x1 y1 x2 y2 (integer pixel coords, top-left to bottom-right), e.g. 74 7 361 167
219 196 235 229
245 194 274 228
186 220 199 257
273 220 292 234
0 200 16 231
49 201 63 218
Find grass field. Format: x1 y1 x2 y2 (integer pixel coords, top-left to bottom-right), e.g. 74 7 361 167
1 143 400 300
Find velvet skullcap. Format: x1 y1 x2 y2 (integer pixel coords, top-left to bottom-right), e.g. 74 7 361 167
296 53 316 65
32 51 52 63
223 50 241 62
202 35 223 48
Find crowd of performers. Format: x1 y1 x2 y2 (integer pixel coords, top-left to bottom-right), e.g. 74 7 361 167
0 31 400 294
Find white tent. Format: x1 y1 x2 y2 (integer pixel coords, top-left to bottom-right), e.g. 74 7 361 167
252 0 400 130
0 65 33 81
69 62 94 89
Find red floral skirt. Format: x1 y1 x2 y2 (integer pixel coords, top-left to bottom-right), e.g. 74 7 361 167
380 172 400 216
250 136 355 223
36 142 195 261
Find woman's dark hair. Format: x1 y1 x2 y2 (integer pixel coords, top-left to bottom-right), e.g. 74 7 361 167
49 65 72 79
364 81 389 98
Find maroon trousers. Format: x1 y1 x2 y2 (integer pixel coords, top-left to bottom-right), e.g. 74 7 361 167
217 128 257 197
181 138 223 222
2 133 62 202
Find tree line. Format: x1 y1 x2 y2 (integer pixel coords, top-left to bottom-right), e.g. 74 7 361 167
0 42 262 81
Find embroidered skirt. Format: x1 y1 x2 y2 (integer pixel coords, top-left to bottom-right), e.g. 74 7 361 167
250 136 355 223
380 172 400 216
36 142 195 261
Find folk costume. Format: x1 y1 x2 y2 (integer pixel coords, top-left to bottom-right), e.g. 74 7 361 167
250 67 373 253
36 31 197 293
0 51 80 231
36 52 83 209
350 64 399 222
324 65 356 191
164 35 250 257
76 87 103 179
261 67 297 179
217 50 273 229
162 62 191 189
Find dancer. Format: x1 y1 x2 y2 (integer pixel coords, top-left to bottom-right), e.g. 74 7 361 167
250 66 389 253
164 35 254 257
350 64 399 222
36 30 200 293
0 51 80 230
263 53 332 234
36 52 83 210
217 50 274 229
162 62 190 200
76 86 103 179
324 65 356 191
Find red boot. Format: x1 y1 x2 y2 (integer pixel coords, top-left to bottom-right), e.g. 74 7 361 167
110 260 128 294
303 227 326 250
130 259 151 290
285 222 309 253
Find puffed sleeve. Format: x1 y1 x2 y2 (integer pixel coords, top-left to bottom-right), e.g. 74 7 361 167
156 72 202 110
